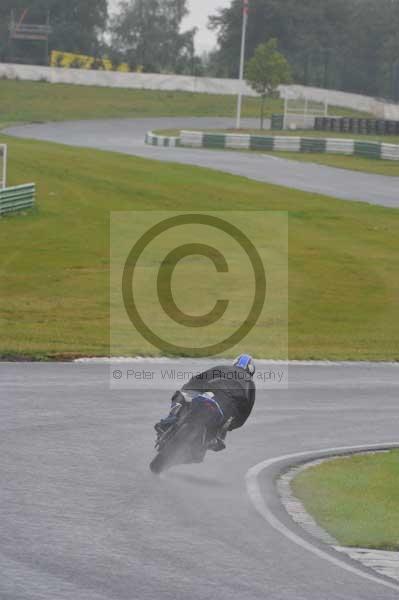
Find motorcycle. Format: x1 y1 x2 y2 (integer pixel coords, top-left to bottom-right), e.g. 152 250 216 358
150 393 232 475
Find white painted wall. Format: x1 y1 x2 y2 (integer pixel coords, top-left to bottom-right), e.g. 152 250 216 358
1 62 399 120
0 62 256 96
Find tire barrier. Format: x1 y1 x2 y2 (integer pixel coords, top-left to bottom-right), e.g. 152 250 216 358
145 130 399 161
272 114 399 136
315 116 399 136
0 183 36 216
271 114 284 130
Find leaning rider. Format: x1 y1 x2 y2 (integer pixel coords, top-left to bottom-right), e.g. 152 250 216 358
155 354 256 452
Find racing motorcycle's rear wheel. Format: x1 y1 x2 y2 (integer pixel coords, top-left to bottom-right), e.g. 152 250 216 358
150 422 206 474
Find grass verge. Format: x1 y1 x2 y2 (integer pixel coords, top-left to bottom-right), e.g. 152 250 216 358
0 135 398 360
272 151 399 177
0 80 371 125
292 451 399 551
0 80 272 123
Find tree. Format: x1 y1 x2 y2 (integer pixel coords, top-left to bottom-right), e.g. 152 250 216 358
207 0 399 99
0 0 108 63
49 0 108 56
110 0 197 73
209 0 297 78
246 39 291 129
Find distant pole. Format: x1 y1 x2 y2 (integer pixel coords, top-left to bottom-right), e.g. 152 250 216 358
236 0 249 129
45 11 50 65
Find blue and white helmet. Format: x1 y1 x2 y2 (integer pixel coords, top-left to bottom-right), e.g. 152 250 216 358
233 354 256 377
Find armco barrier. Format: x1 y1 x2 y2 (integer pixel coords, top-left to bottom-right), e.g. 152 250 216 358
0 183 36 216
301 138 326 153
250 136 274 151
202 133 226 149
325 138 354 155
145 131 180 147
354 141 381 159
153 131 399 161
178 131 203 148
273 136 301 152
381 144 399 160
225 134 250 149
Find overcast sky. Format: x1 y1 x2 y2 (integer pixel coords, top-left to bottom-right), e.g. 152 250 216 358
108 0 232 53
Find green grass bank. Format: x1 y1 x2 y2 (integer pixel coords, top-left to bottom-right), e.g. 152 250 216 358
0 79 370 127
292 451 399 551
1 135 398 360
0 80 273 125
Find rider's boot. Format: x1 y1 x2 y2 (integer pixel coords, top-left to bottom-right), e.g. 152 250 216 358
208 428 227 452
154 401 184 435
207 437 226 452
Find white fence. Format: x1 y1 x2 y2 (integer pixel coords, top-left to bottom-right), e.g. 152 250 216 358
279 84 389 118
283 97 328 129
1 62 399 120
0 183 36 216
0 144 7 190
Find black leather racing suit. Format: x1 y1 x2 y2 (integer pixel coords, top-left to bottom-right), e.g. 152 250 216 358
180 365 255 431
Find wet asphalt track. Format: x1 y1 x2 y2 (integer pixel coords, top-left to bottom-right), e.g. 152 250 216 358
4 117 399 208
1 361 399 600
